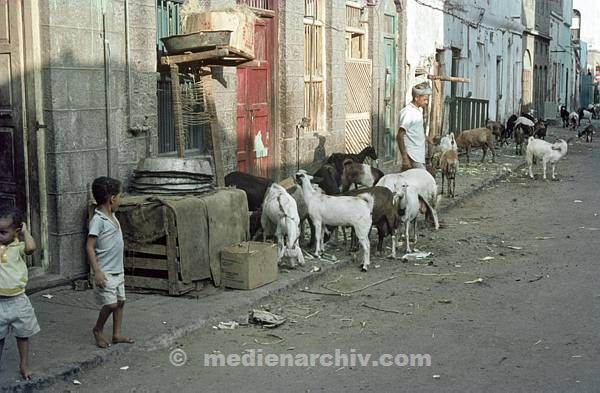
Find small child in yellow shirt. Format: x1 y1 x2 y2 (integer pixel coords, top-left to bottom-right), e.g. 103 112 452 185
0 206 39 380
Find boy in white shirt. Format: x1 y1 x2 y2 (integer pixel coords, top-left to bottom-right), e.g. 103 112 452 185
86 176 134 348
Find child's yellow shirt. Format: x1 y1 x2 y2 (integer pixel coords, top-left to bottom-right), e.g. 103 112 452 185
0 240 28 296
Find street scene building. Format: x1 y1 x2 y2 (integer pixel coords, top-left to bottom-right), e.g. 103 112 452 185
1 0 600 389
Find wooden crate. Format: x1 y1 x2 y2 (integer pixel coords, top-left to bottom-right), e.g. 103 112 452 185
122 206 195 296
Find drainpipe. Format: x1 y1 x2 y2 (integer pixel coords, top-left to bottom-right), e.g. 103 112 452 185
125 0 132 131
102 3 112 177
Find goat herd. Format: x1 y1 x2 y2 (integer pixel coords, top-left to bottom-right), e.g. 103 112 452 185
225 107 596 273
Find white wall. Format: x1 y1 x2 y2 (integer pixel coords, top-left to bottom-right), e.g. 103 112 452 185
573 0 600 51
404 0 445 103
406 0 523 128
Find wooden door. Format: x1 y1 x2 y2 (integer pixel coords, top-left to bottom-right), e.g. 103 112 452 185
236 17 272 177
383 36 395 159
0 0 25 211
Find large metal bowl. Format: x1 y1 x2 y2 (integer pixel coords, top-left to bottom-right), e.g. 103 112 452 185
136 158 212 176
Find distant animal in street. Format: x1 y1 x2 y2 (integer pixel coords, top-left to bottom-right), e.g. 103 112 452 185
506 114 518 140
569 112 579 130
486 120 507 147
578 108 593 125
526 136 569 180
578 124 594 143
455 127 496 163
513 122 526 156
439 148 459 197
593 104 600 119
560 105 569 127
533 120 547 140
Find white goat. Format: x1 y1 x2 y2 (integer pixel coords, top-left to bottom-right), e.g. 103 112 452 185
296 170 374 271
526 136 569 180
377 168 440 213
580 109 593 124
261 183 305 267
439 132 458 153
569 112 579 129
393 184 438 253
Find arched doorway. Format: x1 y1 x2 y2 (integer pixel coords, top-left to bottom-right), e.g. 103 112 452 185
522 50 532 112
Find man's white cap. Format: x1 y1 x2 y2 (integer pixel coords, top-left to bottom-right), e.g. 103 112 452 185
412 82 432 96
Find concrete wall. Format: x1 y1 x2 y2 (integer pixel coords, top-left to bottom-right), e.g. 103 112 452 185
41 0 157 277
406 0 523 129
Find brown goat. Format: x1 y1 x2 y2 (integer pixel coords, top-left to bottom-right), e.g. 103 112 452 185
455 127 496 163
440 149 459 197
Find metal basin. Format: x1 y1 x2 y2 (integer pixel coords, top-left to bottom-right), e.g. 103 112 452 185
136 158 213 176
161 30 233 55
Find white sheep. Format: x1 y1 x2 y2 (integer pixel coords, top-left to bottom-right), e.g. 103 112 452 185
296 170 374 271
526 136 569 181
261 183 305 267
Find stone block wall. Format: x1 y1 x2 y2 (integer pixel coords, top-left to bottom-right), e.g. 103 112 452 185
40 0 157 277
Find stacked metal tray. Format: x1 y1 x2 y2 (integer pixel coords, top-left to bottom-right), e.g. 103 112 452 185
131 158 214 194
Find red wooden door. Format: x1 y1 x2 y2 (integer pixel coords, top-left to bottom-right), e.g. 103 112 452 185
236 17 273 177
0 0 26 210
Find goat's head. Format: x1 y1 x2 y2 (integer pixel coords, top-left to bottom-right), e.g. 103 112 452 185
362 146 378 160
295 170 312 185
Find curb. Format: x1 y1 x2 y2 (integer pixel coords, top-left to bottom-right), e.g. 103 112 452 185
1 160 526 393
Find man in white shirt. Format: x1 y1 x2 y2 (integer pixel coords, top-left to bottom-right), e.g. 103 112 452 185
396 82 434 171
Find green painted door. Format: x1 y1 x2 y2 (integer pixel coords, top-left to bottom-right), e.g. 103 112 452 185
383 36 395 160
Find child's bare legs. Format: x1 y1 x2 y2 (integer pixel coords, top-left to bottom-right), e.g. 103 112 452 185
93 303 117 348
112 301 134 344
16 337 32 379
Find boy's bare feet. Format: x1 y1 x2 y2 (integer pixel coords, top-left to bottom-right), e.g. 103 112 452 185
93 328 111 348
20 365 32 380
112 336 135 344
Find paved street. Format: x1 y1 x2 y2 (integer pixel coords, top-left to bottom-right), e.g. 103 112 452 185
27 124 600 393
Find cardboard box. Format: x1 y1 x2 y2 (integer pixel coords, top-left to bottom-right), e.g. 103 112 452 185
184 10 256 58
221 242 278 289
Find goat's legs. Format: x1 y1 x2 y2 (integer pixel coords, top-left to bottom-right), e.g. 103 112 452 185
313 220 323 256
551 162 557 180
405 222 412 253
412 218 418 244
542 159 548 180
354 225 371 271
441 173 445 195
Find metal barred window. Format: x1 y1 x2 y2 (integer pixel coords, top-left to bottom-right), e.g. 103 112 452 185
156 0 210 154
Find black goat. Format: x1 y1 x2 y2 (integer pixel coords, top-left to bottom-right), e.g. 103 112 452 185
225 171 273 212
327 146 378 185
506 114 518 140
533 120 547 140
560 106 569 128
312 164 340 195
